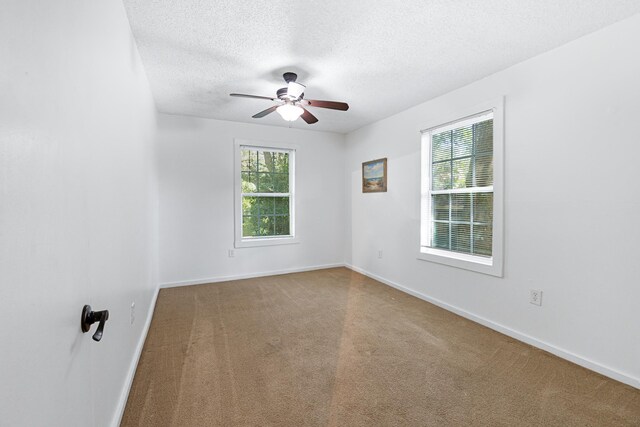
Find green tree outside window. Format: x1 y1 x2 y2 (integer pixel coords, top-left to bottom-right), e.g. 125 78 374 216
241 148 292 238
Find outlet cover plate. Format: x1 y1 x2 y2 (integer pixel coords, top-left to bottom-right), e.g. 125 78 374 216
530 290 542 306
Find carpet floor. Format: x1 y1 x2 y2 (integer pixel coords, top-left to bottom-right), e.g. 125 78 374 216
121 267 640 426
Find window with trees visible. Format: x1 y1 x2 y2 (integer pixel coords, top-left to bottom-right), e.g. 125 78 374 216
419 99 503 276
234 141 296 247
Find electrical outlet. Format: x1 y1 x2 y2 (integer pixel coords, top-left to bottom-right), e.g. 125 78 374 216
378 250 383 259
130 301 136 324
530 290 542 306
228 249 235 258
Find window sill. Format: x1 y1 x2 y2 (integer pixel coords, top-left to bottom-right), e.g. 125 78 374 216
235 236 299 248
417 247 502 277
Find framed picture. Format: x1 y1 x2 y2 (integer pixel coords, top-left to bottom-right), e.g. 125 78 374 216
362 158 387 193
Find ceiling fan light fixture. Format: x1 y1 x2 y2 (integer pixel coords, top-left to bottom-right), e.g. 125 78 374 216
276 104 304 121
287 81 306 99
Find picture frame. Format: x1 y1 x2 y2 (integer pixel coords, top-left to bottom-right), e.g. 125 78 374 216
362 158 387 193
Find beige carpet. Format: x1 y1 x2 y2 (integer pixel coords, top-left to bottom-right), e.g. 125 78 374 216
121 267 640 426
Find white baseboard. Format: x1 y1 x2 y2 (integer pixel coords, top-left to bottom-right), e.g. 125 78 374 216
110 285 160 427
159 263 345 288
344 263 639 390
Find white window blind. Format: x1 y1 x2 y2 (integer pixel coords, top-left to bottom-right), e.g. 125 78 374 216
423 111 494 257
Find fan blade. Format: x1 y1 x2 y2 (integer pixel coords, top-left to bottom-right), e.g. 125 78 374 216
300 107 318 124
304 99 349 111
252 106 278 118
230 93 276 101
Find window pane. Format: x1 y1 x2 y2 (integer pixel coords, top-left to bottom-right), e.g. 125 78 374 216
432 194 449 221
474 120 493 154
257 172 275 192
452 158 472 189
474 154 493 187
474 224 492 256
432 131 451 161
259 151 289 174
258 151 270 172
241 149 250 171
241 149 257 172
257 197 274 215
272 152 289 174
451 194 471 222
241 172 257 193
432 222 449 249
242 216 258 237
259 216 275 236
242 196 258 217
274 216 290 236
274 197 289 215
273 173 289 193
473 193 493 224
453 126 473 158
451 224 471 253
432 162 451 190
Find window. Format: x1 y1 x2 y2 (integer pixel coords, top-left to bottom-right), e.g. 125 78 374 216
419 99 503 276
234 140 297 248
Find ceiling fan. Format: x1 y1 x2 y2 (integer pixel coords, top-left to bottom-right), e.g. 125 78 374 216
230 72 349 124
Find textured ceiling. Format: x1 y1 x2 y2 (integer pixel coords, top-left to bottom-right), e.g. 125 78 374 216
123 1 640 134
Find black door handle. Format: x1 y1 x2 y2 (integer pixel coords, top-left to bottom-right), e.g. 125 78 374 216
81 305 110 342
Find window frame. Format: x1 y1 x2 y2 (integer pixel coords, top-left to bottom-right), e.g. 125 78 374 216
234 139 299 248
418 98 504 277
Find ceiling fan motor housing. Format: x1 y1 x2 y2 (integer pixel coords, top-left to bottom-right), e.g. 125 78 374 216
277 87 304 101
283 72 297 83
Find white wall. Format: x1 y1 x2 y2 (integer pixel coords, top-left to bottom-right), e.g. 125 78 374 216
0 1 158 426
345 14 640 388
157 114 345 286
